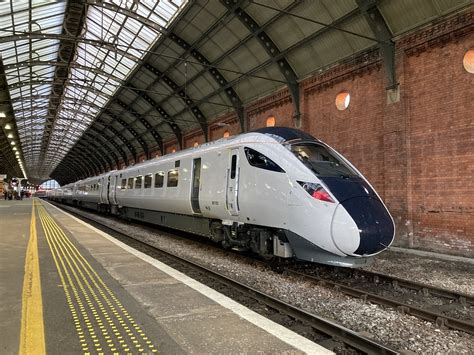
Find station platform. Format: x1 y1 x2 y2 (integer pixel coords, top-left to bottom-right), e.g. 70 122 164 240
0 198 330 354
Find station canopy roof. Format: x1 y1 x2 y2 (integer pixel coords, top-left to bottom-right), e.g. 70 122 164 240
0 0 470 184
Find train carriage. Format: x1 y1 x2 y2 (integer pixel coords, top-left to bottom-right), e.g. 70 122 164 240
52 127 395 267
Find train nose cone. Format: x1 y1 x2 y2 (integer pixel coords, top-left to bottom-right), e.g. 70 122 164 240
331 197 395 256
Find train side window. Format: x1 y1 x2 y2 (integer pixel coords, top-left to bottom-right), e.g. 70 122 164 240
154 172 164 188
167 169 179 187
175 160 180 168
144 174 152 188
244 147 285 173
135 176 142 189
231 155 237 179
127 178 133 189
121 179 127 189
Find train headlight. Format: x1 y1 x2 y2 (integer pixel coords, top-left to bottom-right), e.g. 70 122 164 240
297 181 334 203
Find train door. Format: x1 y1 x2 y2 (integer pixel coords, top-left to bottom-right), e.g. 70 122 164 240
111 175 118 205
226 148 240 216
191 158 201 214
106 175 111 204
100 177 105 203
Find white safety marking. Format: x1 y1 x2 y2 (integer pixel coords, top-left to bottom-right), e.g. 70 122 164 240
45 201 333 355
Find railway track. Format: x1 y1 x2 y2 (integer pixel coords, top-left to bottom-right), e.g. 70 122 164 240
287 265 474 335
49 202 398 354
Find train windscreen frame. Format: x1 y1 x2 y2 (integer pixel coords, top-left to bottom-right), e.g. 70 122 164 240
290 143 358 178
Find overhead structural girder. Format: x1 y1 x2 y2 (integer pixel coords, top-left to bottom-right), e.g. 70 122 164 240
143 63 209 141
356 0 397 89
167 33 246 132
114 99 164 155
91 1 245 133
67 149 103 176
75 141 114 171
59 159 89 180
0 33 140 63
53 161 85 182
145 5 359 136
104 108 149 159
67 148 103 176
4 60 126 85
221 0 301 127
40 0 88 170
88 126 129 165
101 124 137 163
51 164 80 184
80 134 120 168
127 84 183 149
57 154 93 178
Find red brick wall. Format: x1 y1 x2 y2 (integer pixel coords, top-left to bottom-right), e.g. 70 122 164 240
184 129 205 148
240 12 473 256
401 32 474 255
246 89 294 130
209 112 241 140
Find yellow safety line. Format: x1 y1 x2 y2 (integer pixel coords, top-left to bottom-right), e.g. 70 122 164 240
37 202 158 353
39 208 122 353
19 199 46 355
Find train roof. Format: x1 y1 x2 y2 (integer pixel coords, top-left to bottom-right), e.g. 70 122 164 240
64 127 321 185
252 127 319 143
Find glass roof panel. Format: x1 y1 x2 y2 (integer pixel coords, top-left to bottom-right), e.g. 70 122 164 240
1 0 188 180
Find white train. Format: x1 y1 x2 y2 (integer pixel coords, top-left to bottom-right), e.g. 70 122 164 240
48 127 395 267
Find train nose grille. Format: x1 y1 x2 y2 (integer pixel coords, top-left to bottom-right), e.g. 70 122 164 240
331 197 394 256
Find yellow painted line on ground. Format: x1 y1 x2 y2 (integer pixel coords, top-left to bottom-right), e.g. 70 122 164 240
19 199 46 355
37 202 158 353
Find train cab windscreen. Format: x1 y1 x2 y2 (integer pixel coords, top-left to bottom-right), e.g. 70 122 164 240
290 143 358 178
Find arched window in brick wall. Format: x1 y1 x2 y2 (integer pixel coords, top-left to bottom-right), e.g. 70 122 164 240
463 49 474 73
193 141 198 147
335 92 351 111
266 116 276 127
223 130 230 138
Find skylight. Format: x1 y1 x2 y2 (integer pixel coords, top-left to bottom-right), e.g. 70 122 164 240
0 0 188 180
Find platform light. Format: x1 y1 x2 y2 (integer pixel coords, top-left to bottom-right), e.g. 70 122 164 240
4 123 11 130
11 141 15 145
15 151 19 156
7 133 13 139
0 112 5 118
12 147 17 151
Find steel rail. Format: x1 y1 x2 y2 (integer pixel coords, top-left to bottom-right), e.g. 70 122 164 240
287 270 474 335
344 268 474 306
49 202 398 355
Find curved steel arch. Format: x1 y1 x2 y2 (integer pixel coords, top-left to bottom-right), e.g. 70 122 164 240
51 167 79 185
88 126 129 165
75 141 113 172
100 123 137 162
66 149 103 176
127 84 183 149
114 99 164 155
167 33 245 132
143 63 209 141
4 60 126 85
103 108 149 159
220 0 301 126
356 0 396 88
0 33 141 63
54 160 87 182
80 133 120 168
94 1 245 133
55 156 93 179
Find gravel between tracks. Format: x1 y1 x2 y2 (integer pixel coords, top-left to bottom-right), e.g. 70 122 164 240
62 207 474 354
